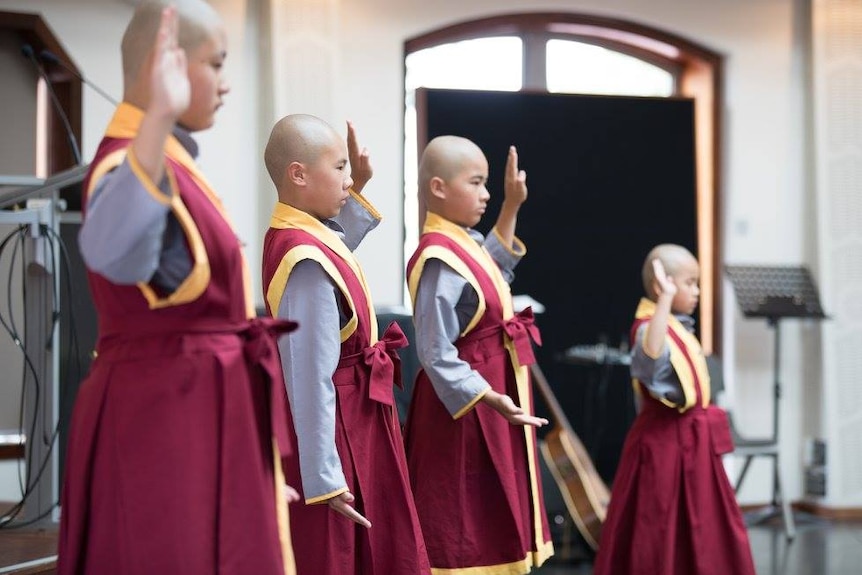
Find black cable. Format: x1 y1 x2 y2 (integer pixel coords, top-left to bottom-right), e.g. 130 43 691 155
18 230 39 498
42 225 85 453
0 226 28 343
6 227 23 342
0 227 40 498
0 227 30 497
44 228 61 350
43 225 83 387
40 232 60 446
0 419 59 527
40 48 119 106
0 224 74 528
0 227 40 518
1 500 58 529
0 225 86 528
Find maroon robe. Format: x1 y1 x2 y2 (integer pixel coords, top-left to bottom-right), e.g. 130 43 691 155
262 214 430 575
592 298 756 575
58 104 296 575
403 220 553 574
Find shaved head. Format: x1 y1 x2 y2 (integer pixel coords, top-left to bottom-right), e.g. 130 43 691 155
264 114 341 189
121 0 222 87
418 135 485 198
642 243 698 296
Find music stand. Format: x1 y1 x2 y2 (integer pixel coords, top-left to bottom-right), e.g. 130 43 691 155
725 265 827 540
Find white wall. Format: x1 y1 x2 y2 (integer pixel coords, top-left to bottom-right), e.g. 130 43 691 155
0 0 829 508
812 0 862 508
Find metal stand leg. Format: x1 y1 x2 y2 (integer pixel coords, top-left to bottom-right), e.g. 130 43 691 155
735 455 754 492
775 453 796 541
736 451 796 542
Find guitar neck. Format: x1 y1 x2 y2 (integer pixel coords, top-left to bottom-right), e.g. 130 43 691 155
530 363 574 432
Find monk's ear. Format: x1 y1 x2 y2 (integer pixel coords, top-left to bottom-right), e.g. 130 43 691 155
428 176 446 200
286 161 305 186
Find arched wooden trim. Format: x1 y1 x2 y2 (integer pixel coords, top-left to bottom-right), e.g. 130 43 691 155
1 10 83 176
405 12 723 354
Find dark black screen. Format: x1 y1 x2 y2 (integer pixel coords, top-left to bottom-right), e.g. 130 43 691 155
419 87 698 484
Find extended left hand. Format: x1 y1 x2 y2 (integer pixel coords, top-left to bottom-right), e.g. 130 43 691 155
283 484 301 504
485 390 548 427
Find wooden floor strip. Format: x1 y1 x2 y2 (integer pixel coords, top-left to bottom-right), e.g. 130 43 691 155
0 555 56 574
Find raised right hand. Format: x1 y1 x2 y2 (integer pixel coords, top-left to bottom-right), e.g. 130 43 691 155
651 258 678 299
328 490 372 528
503 145 528 207
347 120 373 194
148 6 190 121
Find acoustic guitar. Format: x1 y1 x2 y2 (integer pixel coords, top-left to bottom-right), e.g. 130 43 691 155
530 362 610 551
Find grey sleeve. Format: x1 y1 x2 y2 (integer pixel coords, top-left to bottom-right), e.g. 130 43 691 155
630 322 684 406
413 258 490 416
484 229 523 284
332 193 380 251
275 259 346 500
78 162 171 284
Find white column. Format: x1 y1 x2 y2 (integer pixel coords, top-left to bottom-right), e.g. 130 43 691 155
812 0 862 508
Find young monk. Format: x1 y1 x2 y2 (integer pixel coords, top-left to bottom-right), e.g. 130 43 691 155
403 135 554 574
261 114 430 574
58 2 297 574
592 243 756 575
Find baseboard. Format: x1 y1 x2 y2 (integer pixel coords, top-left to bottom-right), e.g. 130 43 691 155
0 431 25 461
739 501 862 521
793 500 862 521
3 559 57 575
0 445 24 460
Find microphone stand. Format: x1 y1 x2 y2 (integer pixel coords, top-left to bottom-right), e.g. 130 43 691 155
40 49 119 107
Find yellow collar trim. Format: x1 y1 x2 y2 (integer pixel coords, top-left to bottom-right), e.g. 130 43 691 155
423 212 513 318
270 202 359 269
103 103 251 317
635 298 710 410
105 104 199 180
269 201 377 342
104 103 229 212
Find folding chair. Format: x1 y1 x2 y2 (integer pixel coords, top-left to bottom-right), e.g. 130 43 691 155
706 355 795 542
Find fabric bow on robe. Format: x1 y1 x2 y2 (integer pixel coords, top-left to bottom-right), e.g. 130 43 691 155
503 306 542 367
241 316 299 459
363 321 409 406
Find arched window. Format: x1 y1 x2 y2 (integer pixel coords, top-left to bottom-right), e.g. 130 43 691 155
403 13 723 353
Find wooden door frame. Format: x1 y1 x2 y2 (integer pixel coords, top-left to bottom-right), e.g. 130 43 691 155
1 10 83 176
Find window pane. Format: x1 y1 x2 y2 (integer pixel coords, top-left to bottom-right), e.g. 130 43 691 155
546 39 674 97
406 37 523 92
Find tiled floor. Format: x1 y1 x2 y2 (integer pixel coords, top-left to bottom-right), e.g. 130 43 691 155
535 512 862 575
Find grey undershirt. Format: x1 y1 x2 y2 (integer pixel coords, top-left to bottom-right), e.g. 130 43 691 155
630 313 696 408
274 196 379 500
412 226 522 417
78 128 199 291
